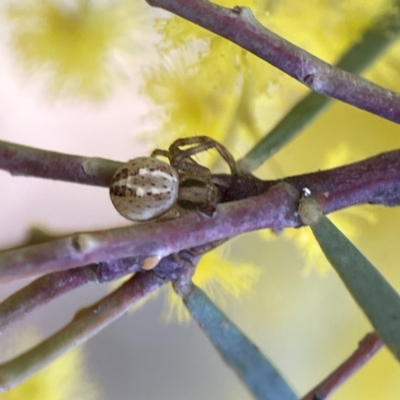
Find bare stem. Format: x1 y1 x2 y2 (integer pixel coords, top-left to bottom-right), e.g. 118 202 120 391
146 0 400 123
2 139 400 215
301 332 383 400
0 257 142 333
222 149 400 212
0 140 121 186
0 182 300 281
0 143 400 281
0 271 164 392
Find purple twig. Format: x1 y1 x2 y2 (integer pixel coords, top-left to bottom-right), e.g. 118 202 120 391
0 182 299 281
146 0 400 123
2 139 400 216
0 242 204 333
0 271 164 391
0 257 142 333
301 332 383 400
222 148 400 213
1 144 400 281
0 140 121 186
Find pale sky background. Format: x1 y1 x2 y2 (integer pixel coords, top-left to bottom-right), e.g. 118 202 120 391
0 39 149 246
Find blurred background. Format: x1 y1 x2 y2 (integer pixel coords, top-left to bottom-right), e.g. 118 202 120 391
1 1 400 399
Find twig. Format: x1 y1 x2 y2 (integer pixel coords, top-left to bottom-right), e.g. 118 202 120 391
222 149 400 213
236 6 400 171
0 247 205 391
1 146 400 281
0 271 164 392
0 257 142 333
183 285 298 400
2 139 400 215
0 182 299 281
0 140 121 186
301 332 383 400
146 0 400 123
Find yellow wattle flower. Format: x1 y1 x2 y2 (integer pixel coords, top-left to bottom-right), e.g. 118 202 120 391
6 0 143 99
2 330 98 400
163 246 262 323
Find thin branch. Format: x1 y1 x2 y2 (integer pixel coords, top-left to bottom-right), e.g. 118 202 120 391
0 182 299 281
237 7 400 171
183 285 298 400
0 241 211 333
0 271 164 392
236 92 332 173
300 201 400 361
284 149 400 212
0 257 142 333
1 147 400 281
2 139 400 214
301 332 383 400
0 140 121 186
146 0 400 123
222 149 400 212
0 248 204 391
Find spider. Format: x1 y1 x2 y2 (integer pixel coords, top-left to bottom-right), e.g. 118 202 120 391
109 136 237 222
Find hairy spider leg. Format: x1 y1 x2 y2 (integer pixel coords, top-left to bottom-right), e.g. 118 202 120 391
151 146 210 182
152 144 218 213
152 136 237 217
150 149 172 161
170 137 237 175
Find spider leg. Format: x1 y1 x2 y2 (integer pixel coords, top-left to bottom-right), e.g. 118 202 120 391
150 137 236 219
179 184 219 217
151 149 172 161
169 136 218 152
179 184 218 204
187 238 229 256
178 161 212 182
169 136 237 175
152 145 202 172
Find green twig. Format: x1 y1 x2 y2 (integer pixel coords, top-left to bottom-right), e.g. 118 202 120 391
183 285 298 400
0 271 164 391
237 17 400 171
0 257 141 333
147 0 400 123
299 198 400 361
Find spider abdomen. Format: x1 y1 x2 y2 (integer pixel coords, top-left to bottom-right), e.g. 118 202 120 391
109 157 179 221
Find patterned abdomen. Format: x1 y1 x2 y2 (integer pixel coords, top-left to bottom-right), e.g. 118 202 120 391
109 157 179 221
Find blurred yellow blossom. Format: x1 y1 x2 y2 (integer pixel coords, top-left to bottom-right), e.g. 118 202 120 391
143 0 397 170
143 49 237 141
143 0 396 321
1 330 98 400
142 46 259 160
163 245 262 322
284 206 377 274
5 0 145 99
367 37 400 94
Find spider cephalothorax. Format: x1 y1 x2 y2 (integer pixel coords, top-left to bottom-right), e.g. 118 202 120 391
109 136 237 221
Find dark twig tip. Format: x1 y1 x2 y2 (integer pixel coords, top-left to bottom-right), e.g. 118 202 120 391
232 5 242 14
303 74 314 85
